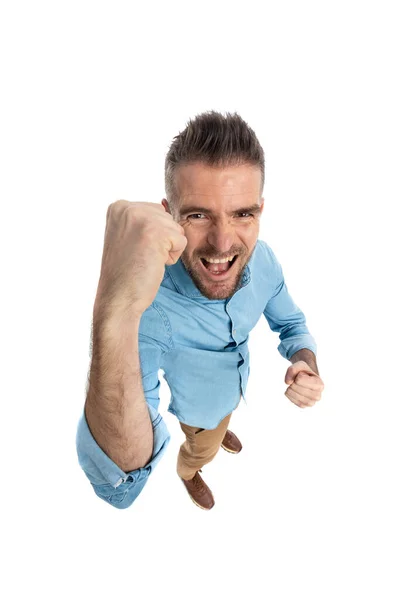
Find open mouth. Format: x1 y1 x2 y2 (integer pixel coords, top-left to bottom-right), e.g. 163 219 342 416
200 254 238 276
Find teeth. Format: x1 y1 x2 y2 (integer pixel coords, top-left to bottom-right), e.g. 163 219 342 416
204 255 235 264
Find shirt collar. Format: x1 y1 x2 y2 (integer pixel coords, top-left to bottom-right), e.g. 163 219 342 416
165 248 255 299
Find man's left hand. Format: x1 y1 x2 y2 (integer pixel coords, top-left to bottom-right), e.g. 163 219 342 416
284 361 324 409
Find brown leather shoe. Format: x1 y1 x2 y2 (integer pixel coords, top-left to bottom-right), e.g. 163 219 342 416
221 430 242 454
180 470 215 510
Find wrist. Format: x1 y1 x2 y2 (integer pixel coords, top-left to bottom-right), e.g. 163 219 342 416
289 349 319 375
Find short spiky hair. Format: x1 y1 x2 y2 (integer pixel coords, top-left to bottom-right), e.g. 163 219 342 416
164 110 265 208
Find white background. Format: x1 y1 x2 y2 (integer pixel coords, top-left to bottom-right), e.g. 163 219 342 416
1 1 399 598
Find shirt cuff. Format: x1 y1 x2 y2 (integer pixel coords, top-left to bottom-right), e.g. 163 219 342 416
277 335 317 361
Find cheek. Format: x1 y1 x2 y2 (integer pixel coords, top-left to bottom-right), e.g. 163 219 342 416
234 229 251 247
182 228 204 254
239 224 259 245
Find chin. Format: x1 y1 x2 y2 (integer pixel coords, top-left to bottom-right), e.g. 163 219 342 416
182 256 245 300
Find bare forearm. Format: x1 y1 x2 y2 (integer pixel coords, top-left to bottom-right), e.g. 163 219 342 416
85 308 153 472
289 348 319 376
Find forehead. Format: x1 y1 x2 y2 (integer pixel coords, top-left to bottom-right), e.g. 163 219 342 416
174 162 262 209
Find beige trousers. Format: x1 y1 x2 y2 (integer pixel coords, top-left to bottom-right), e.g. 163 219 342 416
177 413 232 480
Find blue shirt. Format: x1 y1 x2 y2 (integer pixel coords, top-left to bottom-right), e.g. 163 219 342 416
138 239 317 430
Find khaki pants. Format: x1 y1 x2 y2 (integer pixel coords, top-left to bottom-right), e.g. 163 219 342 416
177 413 232 480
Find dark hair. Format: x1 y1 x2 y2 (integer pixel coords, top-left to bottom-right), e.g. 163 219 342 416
165 110 265 208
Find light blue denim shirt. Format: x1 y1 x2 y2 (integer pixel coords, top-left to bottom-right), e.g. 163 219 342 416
138 238 317 429
76 237 317 508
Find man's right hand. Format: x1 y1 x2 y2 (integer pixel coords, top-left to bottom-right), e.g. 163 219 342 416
94 200 187 317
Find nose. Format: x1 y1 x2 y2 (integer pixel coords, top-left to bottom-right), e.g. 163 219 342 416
206 219 235 255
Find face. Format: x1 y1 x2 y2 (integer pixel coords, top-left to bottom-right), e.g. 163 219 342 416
162 162 264 300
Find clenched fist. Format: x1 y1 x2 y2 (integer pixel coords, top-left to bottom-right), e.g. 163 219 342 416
284 361 324 408
95 200 187 318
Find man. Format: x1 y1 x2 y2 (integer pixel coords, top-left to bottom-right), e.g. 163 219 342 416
76 111 324 510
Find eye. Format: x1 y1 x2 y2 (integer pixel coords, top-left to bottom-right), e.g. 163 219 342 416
187 214 206 220
236 212 253 218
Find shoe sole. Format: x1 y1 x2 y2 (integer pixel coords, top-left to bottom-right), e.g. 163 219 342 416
221 444 242 454
188 494 214 511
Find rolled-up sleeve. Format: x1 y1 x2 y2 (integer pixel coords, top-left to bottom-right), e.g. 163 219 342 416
76 404 170 508
263 248 317 361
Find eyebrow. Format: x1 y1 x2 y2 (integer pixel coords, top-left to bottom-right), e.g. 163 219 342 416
179 203 263 218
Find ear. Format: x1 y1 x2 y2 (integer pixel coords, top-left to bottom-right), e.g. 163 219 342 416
260 198 265 213
161 198 171 214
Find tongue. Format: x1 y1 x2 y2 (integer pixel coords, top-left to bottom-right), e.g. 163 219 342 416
205 260 230 273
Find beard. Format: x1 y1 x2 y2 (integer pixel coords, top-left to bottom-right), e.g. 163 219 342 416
180 245 254 300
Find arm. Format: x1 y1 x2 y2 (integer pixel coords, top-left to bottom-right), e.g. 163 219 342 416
84 307 153 473
81 200 184 477
261 246 323 407
263 248 317 362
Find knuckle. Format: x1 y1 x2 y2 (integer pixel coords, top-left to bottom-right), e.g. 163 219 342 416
113 199 128 209
109 199 130 217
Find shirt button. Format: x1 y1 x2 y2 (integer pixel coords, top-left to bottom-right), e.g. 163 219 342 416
233 329 236 334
